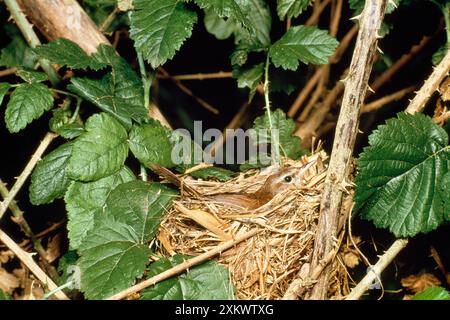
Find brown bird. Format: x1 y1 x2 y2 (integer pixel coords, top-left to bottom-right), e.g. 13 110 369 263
207 161 315 210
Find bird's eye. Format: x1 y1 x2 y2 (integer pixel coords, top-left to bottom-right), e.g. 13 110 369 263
284 175 292 183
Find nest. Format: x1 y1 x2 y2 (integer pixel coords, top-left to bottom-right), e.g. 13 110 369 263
155 150 351 299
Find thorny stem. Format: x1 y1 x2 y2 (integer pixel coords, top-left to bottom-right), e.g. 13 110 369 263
0 181 59 281
137 51 152 113
263 55 280 165
4 0 60 85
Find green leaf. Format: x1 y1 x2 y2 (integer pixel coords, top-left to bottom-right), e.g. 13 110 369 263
130 0 197 68
189 167 236 182
16 69 48 83
65 167 135 250
269 25 338 70
56 123 85 140
128 120 175 168
204 9 237 40
141 255 235 300
252 108 305 160
30 143 73 205
5 83 54 133
104 180 178 243
233 63 264 97
277 0 311 20
68 51 147 127
49 108 85 139
412 287 450 300
78 215 150 299
194 0 250 29
237 0 271 47
355 113 450 237
68 113 129 182
33 38 107 70
0 82 11 106
57 250 79 286
432 43 448 66
0 289 11 300
0 32 37 69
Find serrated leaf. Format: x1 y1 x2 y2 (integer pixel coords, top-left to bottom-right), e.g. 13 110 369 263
412 287 450 300
78 215 150 299
68 113 129 182
141 255 235 300
129 120 175 167
5 83 54 133
68 55 147 127
30 143 73 205
355 113 450 237
0 83 11 106
269 25 338 70
233 63 264 97
16 69 48 83
252 108 305 160
237 0 271 47
130 0 197 68
104 180 178 243
0 33 37 69
33 38 107 70
65 167 135 250
56 123 85 140
189 167 236 182
277 0 311 21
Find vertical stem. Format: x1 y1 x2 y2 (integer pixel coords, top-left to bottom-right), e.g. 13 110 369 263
4 0 60 85
308 0 388 299
263 55 280 165
137 52 151 112
444 3 450 42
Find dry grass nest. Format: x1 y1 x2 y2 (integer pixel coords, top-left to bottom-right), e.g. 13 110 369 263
155 149 353 299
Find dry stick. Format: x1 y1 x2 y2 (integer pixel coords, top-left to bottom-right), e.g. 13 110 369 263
106 229 260 300
157 71 233 81
0 133 57 219
4 0 59 85
370 34 434 94
361 86 416 113
0 181 59 280
308 0 388 300
345 239 408 300
289 24 358 119
305 0 332 26
406 49 450 114
0 67 17 77
159 68 220 115
297 31 430 147
0 228 69 300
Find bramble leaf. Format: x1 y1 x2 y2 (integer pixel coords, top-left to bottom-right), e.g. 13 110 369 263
5 83 54 133
0 83 11 106
141 255 235 300
412 287 450 300
16 69 48 83
33 38 107 70
277 0 311 20
269 25 338 70
130 0 197 68
30 143 73 205
233 62 264 97
78 180 177 299
78 215 150 300
355 113 450 237
104 180 178 243
68 113 129 182
128 120 175 168
189 166 236 182
65 166 135 250
252 108 305 160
